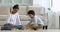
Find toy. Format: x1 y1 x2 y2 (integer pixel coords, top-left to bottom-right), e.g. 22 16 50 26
13 28 19 30
28 27 32 31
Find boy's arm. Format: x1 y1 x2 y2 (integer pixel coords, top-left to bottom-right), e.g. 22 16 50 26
39 18 44 25
7 15 11 23
27 19 32 25
37 18 44 26
34 17 44 25
8 23 14 28
7 15 14 28
27 21 32 25
7 7 12 23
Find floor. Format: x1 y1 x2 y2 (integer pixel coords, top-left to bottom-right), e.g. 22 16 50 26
0 29 60 32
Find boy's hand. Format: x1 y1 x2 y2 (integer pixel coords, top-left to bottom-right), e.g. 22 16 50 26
26 23 30 26
8 23 14 28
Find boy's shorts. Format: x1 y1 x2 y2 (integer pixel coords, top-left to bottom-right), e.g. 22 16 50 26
28 24 43 30
1 24 23 30
14 25 23 30
1 24 12 30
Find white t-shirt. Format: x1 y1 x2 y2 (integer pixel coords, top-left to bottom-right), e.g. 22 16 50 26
29 16 44 25
7 12 21 25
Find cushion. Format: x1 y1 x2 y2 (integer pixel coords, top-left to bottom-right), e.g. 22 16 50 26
0 5 11 15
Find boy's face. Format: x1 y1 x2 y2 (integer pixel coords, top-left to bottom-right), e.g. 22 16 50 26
12 9 19 14
28 14 34 18
13 9 19 12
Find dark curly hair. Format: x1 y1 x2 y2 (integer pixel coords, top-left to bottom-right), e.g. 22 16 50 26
27 10 35 16
13 4 19 9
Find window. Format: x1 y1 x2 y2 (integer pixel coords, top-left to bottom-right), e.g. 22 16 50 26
0 0 33 6
3 0 12 4
0 0 2 3
14 0 22 4
22 0 33 6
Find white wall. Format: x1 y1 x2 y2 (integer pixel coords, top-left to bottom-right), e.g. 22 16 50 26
33 0 51 7
33 0 51 13
33 0 42 7
52 0 60 12
53 0 60 29
51 0 60 29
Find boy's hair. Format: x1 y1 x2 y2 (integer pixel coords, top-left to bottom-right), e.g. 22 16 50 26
27 10 35 15
13 4 19 9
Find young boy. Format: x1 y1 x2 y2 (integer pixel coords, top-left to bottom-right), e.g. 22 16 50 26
1 4 23 30
27 10 44 30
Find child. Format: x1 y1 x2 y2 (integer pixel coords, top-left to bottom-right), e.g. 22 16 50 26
27 10 44 30
1 4 23 30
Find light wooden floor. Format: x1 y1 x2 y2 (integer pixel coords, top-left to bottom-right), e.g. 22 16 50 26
0 29 60 32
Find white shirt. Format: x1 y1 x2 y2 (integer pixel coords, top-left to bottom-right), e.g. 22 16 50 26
29 16 44 25
7 12 21 25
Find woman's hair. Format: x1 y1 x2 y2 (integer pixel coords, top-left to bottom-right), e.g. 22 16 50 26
27 10 35 15
13 4 19 9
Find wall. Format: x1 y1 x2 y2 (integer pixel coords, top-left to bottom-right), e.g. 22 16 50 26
51 0 60 29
